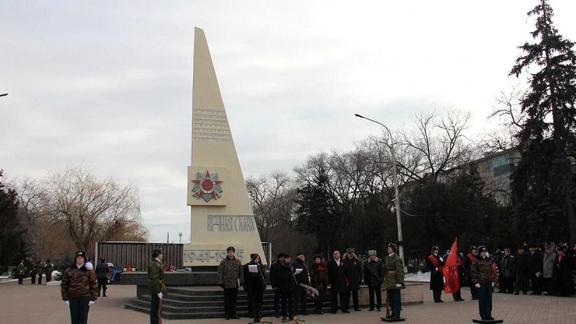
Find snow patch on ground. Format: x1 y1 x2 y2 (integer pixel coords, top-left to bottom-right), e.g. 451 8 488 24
406 271 430 282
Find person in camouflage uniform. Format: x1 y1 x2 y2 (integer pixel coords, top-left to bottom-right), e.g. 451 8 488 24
148 249 167 324
61 251 98 324
383 243 405 320
470 246 497 321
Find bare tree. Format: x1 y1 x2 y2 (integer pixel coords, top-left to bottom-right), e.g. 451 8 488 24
399 111 473 181
482 87 526 152
40 168 145 253
246 172 295 242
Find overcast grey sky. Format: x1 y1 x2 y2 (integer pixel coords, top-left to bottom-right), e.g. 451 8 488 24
1 0 575 243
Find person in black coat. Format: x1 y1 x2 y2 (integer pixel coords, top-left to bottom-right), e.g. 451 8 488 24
465 246 479 300
527 245 543 295
554 247 575 297
499 248 516 294
293 254 310 316
243 253 267 323
514 247 530 295
328 250 349 313
364 250 384 311
426 245 445 303
277 255 297 321
343 248 362 311
269 254 285 317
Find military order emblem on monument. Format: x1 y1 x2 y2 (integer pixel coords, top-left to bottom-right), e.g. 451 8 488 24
191 170 223 202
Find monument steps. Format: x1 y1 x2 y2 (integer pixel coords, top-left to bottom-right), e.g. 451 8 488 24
124 286 332 319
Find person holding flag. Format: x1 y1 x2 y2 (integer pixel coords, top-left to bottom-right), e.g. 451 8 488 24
442 238 465 302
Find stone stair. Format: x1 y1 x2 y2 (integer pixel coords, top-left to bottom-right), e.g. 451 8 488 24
125 286 332 320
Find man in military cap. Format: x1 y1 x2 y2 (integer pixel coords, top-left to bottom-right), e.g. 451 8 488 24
148 249 167 324
470 246 497 321
343 248 362 312
426 245 444 303
383 243 405 321
61 250 98 324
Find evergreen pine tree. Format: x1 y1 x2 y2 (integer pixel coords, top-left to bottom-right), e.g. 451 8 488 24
510 0 576 242
0 170 27 271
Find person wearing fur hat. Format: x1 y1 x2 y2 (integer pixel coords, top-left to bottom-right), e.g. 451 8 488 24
364 250 384 311
383 243 404 320
426 245 445 303
470 246 497 321
243 253 266 323
269 253 285 317
344 248 362 311
277 254 297 321
61 250 98 324
311 255 328 314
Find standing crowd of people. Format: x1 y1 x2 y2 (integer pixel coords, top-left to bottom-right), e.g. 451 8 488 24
14 259 55 285
216 243 405 323
426 241 576 321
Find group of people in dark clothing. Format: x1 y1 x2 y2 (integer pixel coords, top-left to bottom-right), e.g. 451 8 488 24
426 241 576 322
217 243 405 322
14 259 54 285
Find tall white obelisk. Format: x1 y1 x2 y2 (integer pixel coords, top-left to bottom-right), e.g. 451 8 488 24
184 27 266 267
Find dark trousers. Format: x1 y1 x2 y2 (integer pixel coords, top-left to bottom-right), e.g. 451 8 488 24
501 276 515 293
273 289 281 316
388 289 401 318
531 275 542 295
432 289 442 302
37 274 42 284
478 284 493 320
348 288 359 310
368 285 382 310
280 291 294 318
69 297 91 324
150 293 162 324
452 290 463 301
247 287 264 321
18 276 23 285
470 285 479 299
223 288 238 317
295 287 307 314
330 289 348 312
31 274 36 284
543 277 555 295
46 272 52 282
515 276 528 294
97 278 108 296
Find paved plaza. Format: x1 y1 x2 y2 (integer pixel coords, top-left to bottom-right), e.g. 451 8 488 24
1 281 575 324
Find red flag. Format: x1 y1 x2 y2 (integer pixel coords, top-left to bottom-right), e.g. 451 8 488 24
442 237 460 294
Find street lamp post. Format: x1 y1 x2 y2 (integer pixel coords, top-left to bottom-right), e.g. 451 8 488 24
355 113 404 262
